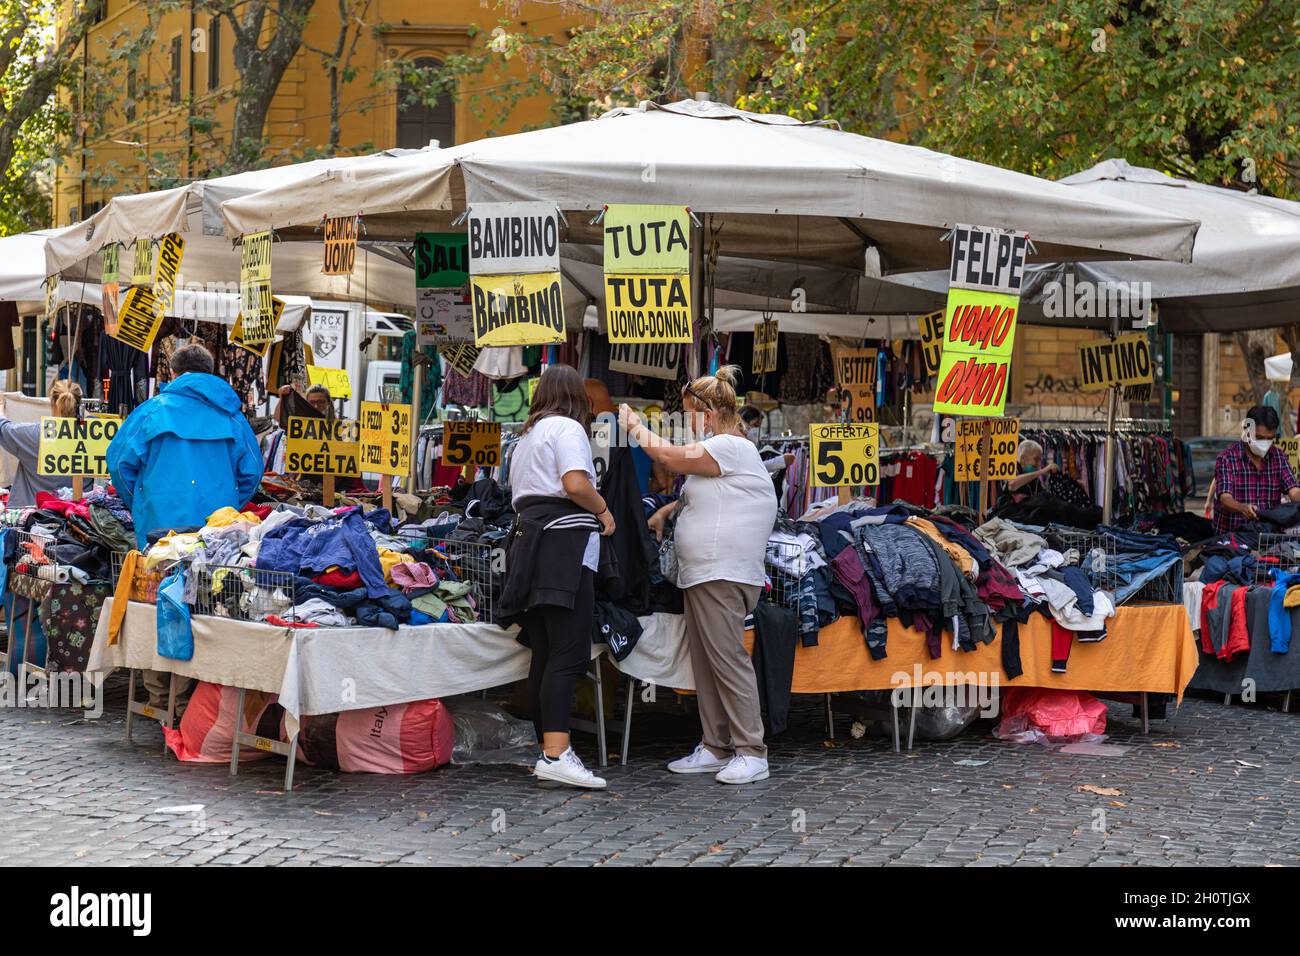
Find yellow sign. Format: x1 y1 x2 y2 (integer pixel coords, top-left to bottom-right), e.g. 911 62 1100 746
1280 437 1300 473
37 416 120 478
753 319 779 374
306 364 352 400
603 205 690 273
932 287 1019 417
603 273 693 343
440 342 481 378
443 420 502 468
954 417 1020 482
240 231 274 344
831 344 878 425
101 244 119 285
470 272 566 347
153 233 184 318
917 309 944 377
359 401 412 476
1078 333 1155 391
131 238 154 285
111 285 166 353
322 216 358 276
285 416 360 477
809 422 879 487
231 297 285 356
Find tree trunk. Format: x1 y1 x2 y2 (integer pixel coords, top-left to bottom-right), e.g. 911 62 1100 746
1235 329 1276 409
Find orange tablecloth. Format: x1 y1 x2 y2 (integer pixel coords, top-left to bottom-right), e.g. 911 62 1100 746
744 603 1198 701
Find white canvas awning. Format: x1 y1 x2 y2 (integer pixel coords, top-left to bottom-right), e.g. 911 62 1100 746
52 280 311 331
0 230 60 307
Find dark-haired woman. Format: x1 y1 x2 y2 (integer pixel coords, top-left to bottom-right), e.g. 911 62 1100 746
501 364 615 789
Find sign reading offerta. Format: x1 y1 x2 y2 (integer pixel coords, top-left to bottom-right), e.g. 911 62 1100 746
38 416 119 478
468 203 565 348
809 422 879 487
285 417 360 476
603 204 693 344
932 224 1028 418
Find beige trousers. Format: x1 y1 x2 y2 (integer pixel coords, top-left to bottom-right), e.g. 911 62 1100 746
682 579 766 759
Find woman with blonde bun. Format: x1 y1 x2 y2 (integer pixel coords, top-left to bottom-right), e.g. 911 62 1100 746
0 380 82 507
619 365 778 785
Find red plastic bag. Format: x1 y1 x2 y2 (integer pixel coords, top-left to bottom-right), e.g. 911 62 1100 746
295 699 454 774
163 682 284 763
995 687 1107 742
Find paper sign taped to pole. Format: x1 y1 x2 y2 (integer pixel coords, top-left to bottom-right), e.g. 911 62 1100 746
285 416 361 476
322 216 358 276
359 401 412 476
470 272 566 347
954 417 1020 482
917 309 945 376
603 205 690 273
831 344 878 424
932 287 1019 417
468 203 561 275
306 364 352 399
753 319 779 374
1078 333 1155 390
947 224 1029 296
442 420 502 468
603 273 692 343
809 422 879 487
38 416 119 478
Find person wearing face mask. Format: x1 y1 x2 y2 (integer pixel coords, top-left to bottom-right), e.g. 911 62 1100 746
1212 404 1300 533
738 404 795 476
620 366 778 785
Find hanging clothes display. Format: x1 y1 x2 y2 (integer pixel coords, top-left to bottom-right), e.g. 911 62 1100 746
98 334 150 413
399 330 441 421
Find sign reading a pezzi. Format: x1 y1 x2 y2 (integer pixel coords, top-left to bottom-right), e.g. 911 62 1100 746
468 203 561 275
359 401 411 476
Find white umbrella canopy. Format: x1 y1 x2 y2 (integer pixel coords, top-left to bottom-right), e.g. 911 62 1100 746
221 98 1200 273
885 159 1300 332
0 230 61 307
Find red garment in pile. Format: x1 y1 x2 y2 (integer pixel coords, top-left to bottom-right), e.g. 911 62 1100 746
891 452 938 509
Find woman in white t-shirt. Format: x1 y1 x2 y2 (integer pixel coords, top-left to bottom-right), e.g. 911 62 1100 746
619 366 778 785
507 364 615 790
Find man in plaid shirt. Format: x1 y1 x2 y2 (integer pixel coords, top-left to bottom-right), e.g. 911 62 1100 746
1213 405 1300 533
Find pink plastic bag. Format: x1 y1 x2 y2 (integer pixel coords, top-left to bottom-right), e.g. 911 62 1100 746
995 687 1107 743
295 699 454 774
163 682 284 763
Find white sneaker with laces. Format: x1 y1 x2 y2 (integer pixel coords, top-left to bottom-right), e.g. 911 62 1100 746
715 754 770 784
533 747 607 789
667 742 731 774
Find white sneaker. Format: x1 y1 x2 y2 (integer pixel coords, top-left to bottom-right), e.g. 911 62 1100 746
715 754 770 785
667 742 731 774
533 748 607 789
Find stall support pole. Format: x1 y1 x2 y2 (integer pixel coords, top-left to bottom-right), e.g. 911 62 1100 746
621 679 636 765
689 219 705 379
72 477 83 501
408 363 423 492
977 419 991 523
322 474 335 508
824 694 834 739
1102 315 1121 526
380 474 393 515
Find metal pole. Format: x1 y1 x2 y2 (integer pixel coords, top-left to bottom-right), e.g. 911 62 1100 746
1102 313 1121 525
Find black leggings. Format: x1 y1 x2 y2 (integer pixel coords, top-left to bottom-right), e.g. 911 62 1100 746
525 568 594 740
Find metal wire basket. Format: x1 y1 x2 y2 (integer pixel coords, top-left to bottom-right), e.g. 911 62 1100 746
424 537 499 624
11 529 62 581
110 550 168 604
1252 533 1300 585
763 541 807 610
188 565 299 623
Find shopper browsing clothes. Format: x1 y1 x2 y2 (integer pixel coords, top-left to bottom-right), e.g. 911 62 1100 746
1005 439 1058 501
0 380 83 507
1212 404 1300 533
108 343 264 549
621 366 778 785
498 364 615 790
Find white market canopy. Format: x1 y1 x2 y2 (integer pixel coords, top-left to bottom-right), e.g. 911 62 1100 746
221 99 1201 276
0 230 61 310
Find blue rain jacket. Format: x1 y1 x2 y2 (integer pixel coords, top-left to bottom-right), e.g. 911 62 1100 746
107 373 264 548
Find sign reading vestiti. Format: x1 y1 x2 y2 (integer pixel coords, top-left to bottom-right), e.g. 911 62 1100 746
468 203 566 347
602 204 693 344
831 343 878 424
931 224 1028 418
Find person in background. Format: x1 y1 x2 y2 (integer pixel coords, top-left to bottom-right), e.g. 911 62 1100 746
108 343 264 548
621 366 778 785
738 404 795 476
1212 404 1300 533
0 380 82 508
1006 439 1058 501
276 382 334 426
505 364 615 790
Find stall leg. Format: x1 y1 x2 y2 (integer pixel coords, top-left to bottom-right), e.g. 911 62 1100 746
1140 692 1149 734
125 669 138 742
907 686 920 751
283 732 299 791
1224 693 1232 706
592 663 607 769
1283 690 1292 714
229 687 245 777
0 596 12 675
891 696 901 754
163 673 178 754
824 693 834 739
621 680 635 766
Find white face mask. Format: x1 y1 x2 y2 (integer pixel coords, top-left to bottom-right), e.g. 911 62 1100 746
746 426 760 443
1249 438 1273 457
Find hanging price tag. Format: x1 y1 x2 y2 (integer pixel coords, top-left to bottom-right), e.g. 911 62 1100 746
809 422 879 487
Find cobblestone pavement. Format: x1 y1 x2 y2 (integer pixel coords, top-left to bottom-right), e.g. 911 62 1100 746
1 675 1296 867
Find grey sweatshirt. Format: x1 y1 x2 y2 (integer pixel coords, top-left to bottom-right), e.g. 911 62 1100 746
0 418 71 508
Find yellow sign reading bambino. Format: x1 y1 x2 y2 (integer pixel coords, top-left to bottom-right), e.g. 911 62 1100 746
285 416 360 477
38 416 119 477
470 272 566 347
809 422 879 487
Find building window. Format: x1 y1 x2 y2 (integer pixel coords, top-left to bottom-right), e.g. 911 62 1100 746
170 35 182 104
395 58 455 149
125 68 136 122
208 17 221 90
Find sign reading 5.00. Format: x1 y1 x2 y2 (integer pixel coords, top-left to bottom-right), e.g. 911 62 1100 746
442 420 502 468
809 422 879 487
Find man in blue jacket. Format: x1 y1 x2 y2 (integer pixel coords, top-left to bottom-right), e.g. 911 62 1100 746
108 343 264 549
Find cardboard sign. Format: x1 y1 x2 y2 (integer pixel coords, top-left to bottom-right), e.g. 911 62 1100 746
240 231 274 345
603 204 690 273
44 280 56 320
442 420 502 467
416 288 472 344
1279 437 1300 473
285 416 360 476
609 342 683 380
603 273 692 343
1078 333 1155 391
37 416 119 478
947 224 1029 296
307 364 352 399
469 272 566 347
111 285 166 353
131 239 154 285
359 401 412 476
468 202 561 275
415 232 469 288
231 297 285 356
954 417 1020 482
153 232 184 318
101 244 119 285
753 319 779 374
809 422 879 487
831 344 878 424
917 309 944 376
322 216 358 276
932 286 1019 417
440 342 481 379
